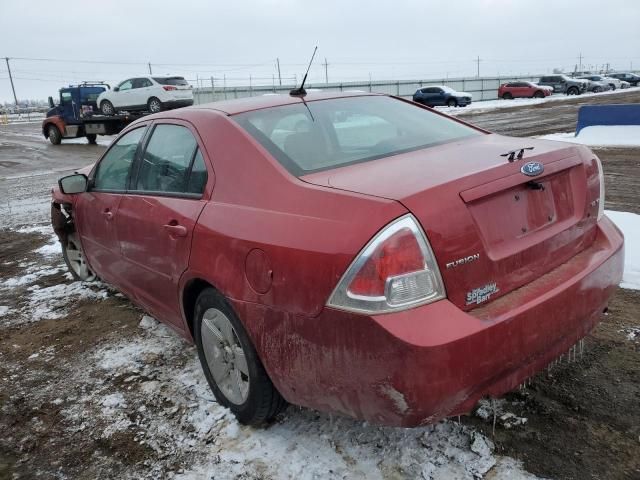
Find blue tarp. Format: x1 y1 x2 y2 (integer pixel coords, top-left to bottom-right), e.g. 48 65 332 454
576 104 640 135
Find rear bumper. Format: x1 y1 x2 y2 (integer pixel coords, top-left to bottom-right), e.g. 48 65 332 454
164 99 193 109
236 216 623 427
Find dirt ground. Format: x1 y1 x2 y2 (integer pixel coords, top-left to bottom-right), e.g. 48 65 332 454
1 91 639 480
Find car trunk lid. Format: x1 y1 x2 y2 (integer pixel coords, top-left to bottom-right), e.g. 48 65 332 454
301 134 600 310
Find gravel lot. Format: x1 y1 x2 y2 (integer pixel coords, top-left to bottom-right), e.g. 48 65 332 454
1 91 639 479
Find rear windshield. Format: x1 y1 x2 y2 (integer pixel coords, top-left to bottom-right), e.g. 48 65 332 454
233 96 481 176
153 77 189 86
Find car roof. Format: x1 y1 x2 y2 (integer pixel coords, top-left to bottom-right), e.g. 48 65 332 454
188 91 383 115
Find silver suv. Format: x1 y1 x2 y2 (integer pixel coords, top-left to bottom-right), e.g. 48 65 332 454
538 75 588 95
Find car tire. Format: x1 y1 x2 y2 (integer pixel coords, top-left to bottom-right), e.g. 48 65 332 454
147 97 163 114
447 98 458 107
609 84 616 91
100 100 115 116
86 134 97 144
502 92 513 100
533 91 544 98
567 87 578 95
62 232 96 282
194 287 286 425
47 124 62 145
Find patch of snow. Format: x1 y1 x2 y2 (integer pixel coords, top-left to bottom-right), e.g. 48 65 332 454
539 126 640 147
0 306 11 316
619 326 640 342
605 210 640 290
35 239 61 257
139 315 159 330
439 86 640 116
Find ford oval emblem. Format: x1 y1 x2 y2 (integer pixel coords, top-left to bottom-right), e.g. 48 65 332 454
521 161 544 177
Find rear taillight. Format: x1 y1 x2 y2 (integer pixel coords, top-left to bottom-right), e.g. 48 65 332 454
163 85 177 91
327 215 446 314
594 155 605 220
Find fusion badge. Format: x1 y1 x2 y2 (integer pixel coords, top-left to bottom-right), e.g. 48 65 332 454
466 282 500 305
446 253 480 269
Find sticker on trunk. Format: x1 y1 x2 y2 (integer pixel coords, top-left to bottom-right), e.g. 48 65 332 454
466 282 500 305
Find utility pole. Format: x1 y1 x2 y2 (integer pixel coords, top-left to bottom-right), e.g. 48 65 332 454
323 57 329 83
148 62 153 75
5 57 18 108
475 56 481 78
276 58 282 86
578 53 583 72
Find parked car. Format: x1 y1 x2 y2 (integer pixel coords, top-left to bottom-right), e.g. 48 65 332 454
608 72 640 86
577 75 612 93
599 75 623 90
498 81 552 99
96 76 193 115
413 86 472 107
51 92 623 427
538 75 587 95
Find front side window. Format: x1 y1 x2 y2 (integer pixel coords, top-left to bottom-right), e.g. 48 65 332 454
118 80 133 91
234 96 481 176
61 92 72 104
135 124 199 194
93 127 146 191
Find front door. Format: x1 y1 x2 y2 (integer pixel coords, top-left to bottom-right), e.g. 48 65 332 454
113 79 134 108
74 126 147 287
115 122 210 326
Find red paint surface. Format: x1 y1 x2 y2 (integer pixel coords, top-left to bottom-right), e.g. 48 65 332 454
51 92 624 426
498 83 552 99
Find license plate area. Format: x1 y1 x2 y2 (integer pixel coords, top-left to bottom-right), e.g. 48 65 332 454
464 167 583 260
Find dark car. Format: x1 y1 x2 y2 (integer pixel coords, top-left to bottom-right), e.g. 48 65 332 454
608 72 640 86
413 86 472 107
538 75 588 95
51 92 622 427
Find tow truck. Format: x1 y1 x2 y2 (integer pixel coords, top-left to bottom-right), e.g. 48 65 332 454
42 82 146 145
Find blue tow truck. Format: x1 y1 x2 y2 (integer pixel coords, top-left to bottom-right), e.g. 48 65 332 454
42 82 145 145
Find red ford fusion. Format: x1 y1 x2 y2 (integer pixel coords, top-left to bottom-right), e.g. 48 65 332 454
51 92 623 427
499 81 553 99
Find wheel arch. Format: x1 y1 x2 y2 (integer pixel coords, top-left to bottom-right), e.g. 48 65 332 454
42 117 65 138
181 277 218 339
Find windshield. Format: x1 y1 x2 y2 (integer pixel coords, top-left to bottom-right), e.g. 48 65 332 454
233 96 481 176
153 77 189 86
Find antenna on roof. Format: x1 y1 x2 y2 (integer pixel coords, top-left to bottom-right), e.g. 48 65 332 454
290 46 318 97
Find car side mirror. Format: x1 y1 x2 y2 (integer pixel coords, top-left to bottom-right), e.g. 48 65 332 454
113 87 119 92
48 96 55 108
59 173 88 194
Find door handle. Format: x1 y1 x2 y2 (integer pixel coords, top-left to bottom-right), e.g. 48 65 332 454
163 223 188 237
102 209 113 221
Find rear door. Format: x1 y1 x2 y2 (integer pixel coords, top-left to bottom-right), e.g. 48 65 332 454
74 126 147 287
115 121 211 326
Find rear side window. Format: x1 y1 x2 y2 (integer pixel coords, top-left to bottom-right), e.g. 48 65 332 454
153 77 189 86
94 127 146 191
186 150 208 194
134 124 206 195
233 96 480 176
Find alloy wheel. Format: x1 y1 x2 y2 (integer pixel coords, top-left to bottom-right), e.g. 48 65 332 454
201 307 250 405
64 233 96 281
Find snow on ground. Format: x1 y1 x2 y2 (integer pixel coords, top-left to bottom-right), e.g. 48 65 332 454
606 210 640 290
437 86 640 116
539 125 640 147
0 225 112 326
61 315 541 480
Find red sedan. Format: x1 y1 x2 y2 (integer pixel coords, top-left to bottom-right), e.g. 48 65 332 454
51 92 623 427
499 81 553 99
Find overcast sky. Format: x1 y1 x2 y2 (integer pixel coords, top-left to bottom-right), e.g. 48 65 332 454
1 0 639 102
